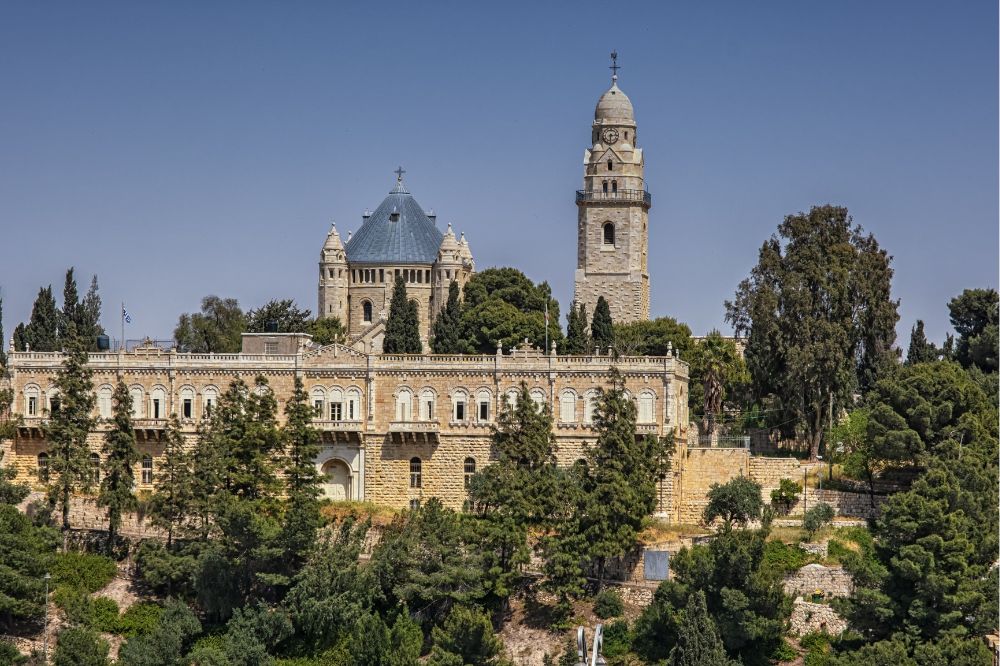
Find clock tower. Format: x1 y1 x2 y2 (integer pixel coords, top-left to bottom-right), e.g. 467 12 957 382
573 54 650 325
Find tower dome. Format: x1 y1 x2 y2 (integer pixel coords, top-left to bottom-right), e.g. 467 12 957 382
594 82 634 123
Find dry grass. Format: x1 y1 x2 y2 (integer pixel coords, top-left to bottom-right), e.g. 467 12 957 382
319 500 399 527
639 519 711 545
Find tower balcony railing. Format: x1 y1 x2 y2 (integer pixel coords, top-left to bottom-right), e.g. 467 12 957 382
576 189 652 206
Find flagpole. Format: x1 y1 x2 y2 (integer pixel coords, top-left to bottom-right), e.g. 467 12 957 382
120 302 125 353
544 301 549 356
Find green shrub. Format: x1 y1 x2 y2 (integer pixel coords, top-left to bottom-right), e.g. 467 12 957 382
771 638 798 662
601 619 632 657
803 502 835 539
801 630 834 666
53 626 109 666
53 586 95 626
761 539 811 574
593 589 624 619
770 478 802 514
90 597 121 633
120 602 163 636
51 551 117 593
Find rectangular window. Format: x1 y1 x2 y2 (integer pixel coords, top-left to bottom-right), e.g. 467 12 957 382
478 401 489 422
455 401 465 421
141 459 153 484
409 499 420 510
152 399 161 419
264 341 278 354
425 270 430 283
314 399 324 416
27 397 36 416
330 402 343 421
425 400 434 421
380 269 384 282
182 399 192 419
205 399 214 417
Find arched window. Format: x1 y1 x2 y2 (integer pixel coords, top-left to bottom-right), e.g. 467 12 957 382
529 388 546 412
464 457 476 489
602 180 608 194
37 452 49 482
202 386 218 419
179 386 195 420
603 223 615 246
150 387 166 419
311 387 326 419
611 180 618 194
476 389 492 422
452 389 469 422
97 386 113 419
89 453 101 484
346 388 362 421
362 301 373 323
420 389 436 421
504 389 519 410
24 385 40 417
141 455 153 484
47 389 60 415
329 387 344 421
638 390 655 424
396 389 413 422
409 457 422 488
130 387 144 419
607 159 613 171
559 390 577 423
584 390 599 424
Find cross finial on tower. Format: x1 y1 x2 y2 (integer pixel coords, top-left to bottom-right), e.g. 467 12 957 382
394 166 406 182
609 50 620 83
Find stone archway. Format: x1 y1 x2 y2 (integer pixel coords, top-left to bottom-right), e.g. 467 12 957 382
321 459 353 501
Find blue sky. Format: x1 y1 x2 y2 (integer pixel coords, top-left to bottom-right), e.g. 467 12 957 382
1 1 996 348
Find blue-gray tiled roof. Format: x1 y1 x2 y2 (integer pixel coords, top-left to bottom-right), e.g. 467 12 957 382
345 182 443 265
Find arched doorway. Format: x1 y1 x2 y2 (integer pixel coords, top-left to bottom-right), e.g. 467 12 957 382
321 459 352 501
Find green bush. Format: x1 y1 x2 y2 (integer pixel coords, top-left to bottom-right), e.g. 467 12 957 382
90 597 121 633
593 589 624 619
120 603 163 636
53 586 95 626
761 539 812 574
601 619 632 657
771 638 798 662
51 551 117 593
770 478 802 515
803 502 835 539
53 626 109 666
801 630 833 666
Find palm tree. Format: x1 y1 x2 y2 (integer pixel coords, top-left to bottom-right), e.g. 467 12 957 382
695 331 744 435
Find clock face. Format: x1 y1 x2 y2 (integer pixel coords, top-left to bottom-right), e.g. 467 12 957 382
602 128 619 144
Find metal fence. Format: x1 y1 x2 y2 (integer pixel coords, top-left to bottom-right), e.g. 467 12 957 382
689 435 750 449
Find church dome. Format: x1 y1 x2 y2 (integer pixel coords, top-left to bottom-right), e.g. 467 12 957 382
594 82 634 123
345 176 444 265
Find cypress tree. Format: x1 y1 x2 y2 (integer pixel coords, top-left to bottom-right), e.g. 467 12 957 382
24 286 59 352
384 275 422 353
0 295 5 367
44 333 97 538
431 280 464 353
97 380 140 553
148 415 193 548
13 322 27 352
905 319 938 365
80 274 105 349
667 591 734 666
280 376 323 566
60 267 80 347
591 296 614 352
564 302 590 355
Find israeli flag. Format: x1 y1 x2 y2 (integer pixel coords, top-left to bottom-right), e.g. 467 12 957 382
122 306 132 324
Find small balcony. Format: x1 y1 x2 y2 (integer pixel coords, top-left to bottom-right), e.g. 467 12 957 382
576 189 651 208
313 419 365 443
133 418 167 441
16 416 47 439
388 420 440 444
635 423 660 436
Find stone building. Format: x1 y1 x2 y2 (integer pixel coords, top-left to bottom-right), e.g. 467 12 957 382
3 335 690 515
573 66 651 324
318 171 474 352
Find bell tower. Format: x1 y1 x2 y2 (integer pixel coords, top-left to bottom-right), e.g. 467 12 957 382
573 52 650 324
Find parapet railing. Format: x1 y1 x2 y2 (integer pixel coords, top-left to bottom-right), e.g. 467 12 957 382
689 435 751 449
575 189 652 206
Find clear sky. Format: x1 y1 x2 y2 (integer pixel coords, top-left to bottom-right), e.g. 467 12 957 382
1 1 996 348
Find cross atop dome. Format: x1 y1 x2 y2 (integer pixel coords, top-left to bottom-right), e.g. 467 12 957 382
609 50 620 83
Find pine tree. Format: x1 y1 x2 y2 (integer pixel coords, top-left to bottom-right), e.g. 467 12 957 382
280 377 323 566
431 281 464 353
23 286 59 352
905 320 938 365
97 380 140 553
44 333 97 537
384 275 422 354
80 275 105 349
591 296 614 352
148 416 193 548
564 302 590 355
60 267 80 348
668 591 734 666
582 369 670 587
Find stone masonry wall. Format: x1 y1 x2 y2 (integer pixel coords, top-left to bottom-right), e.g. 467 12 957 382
783 563 854 598
789 600 848 636
675 448 750 524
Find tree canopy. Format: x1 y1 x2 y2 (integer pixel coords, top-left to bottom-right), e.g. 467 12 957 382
384 275 422 354
458 267 562 353
173 296 245 353
948 287 998 373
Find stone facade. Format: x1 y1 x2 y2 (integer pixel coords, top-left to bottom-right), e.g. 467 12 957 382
573 73 650 324
789 599 848 637
2 337 690 514
783 563 854 598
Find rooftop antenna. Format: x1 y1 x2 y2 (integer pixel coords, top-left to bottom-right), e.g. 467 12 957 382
609 50 620 83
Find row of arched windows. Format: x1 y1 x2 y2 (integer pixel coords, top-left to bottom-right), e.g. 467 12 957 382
310 386 363 421
22 384 219 421
36 452 153 484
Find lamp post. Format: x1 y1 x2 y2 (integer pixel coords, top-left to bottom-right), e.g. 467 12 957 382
43 572 51 660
